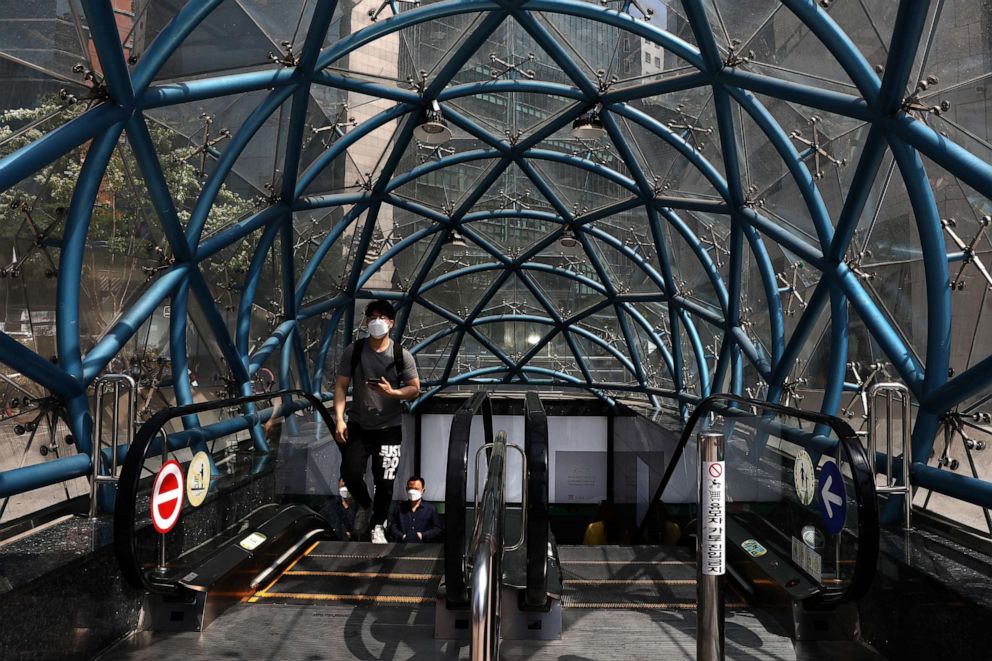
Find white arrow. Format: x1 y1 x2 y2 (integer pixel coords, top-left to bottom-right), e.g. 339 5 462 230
821 474 843 518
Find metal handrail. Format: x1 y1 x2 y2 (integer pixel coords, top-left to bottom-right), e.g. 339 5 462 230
445 391 493 607
473 441 527 551
89 374 137 517
470 430 507 661
523 391 550 609
868 382 913 530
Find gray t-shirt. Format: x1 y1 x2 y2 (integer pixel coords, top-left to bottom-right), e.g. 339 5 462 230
337 339 419 430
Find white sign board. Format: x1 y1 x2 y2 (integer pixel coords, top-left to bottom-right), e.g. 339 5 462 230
701 460 726 576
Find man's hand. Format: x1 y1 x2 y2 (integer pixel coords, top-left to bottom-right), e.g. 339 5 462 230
369 376 396 397
335 420 348 444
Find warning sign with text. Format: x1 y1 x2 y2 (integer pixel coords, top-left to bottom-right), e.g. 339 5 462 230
702 460 725 576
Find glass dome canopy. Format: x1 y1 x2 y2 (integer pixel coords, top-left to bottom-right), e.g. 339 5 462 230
3 1 992 527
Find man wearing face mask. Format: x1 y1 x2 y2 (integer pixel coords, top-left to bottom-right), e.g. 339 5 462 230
334 301 420 542
388 476 441 543
329 478 356 541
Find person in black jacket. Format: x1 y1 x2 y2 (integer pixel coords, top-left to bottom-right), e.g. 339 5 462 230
388 476 441 543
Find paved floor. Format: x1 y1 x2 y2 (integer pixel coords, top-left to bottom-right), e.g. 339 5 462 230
99 543 797 660
99 602 797 661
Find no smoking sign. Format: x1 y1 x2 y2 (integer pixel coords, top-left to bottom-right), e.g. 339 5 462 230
151 460 185 534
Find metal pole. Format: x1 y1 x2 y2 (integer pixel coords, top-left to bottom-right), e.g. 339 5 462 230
88 381 104 517
902 392 913 531
697 431 725 661
156 428 169 574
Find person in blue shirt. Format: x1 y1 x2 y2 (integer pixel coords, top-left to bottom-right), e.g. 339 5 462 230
388 476 441 543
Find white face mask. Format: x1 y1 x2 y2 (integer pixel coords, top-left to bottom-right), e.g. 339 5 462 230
368 318 390 338
407 488 423 502
339 487 349 499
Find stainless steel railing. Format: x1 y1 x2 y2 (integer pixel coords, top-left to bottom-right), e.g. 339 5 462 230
868 382 913 530
469 430 508 661
89 374 137 517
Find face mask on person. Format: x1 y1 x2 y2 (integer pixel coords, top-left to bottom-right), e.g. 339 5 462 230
339 487 349 499
407 488 422 502
368 318 390 338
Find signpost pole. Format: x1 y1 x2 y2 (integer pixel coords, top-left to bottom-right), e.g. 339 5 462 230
156 429 169 575
697 431 725 661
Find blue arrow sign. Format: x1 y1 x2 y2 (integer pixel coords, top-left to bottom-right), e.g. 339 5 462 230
816 460 847 535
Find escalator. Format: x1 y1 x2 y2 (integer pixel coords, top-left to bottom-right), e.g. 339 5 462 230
99 390 880 660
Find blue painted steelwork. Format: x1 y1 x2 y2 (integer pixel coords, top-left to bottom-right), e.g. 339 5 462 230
0 0 990 523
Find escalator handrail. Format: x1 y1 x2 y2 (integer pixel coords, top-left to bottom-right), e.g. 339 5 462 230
444 391 493 606
113 388 335 593
634 393 879 605
523 391 550 609
470 430 507 661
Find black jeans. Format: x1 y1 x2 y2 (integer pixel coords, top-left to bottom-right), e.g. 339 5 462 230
340 423 402 527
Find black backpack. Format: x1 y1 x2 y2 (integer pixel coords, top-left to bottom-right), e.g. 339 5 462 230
350 337 405 383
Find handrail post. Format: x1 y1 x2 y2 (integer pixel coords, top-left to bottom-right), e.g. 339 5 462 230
697 431 725 661
89 374 137 517
868 382 913 531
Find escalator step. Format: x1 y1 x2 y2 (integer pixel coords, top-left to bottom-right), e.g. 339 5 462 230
284 570 440 580
251 593 433 605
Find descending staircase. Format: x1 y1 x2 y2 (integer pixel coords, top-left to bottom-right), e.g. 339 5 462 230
248 541 442 606
558 545 747 610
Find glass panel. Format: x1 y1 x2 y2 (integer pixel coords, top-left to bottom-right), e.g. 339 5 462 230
151 0 279 81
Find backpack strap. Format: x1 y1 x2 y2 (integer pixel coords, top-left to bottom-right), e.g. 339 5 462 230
349 337 366 380
392 341 404 379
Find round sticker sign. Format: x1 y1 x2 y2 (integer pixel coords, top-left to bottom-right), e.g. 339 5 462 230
186 452 211 507
151 459 184 534
793 450 816 506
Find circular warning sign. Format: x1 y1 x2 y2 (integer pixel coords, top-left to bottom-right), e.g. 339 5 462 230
151 460 184 534
708 462 724 478
186 452 211 507
794 450 816 506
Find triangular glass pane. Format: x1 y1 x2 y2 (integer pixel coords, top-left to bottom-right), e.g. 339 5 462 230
405 303 454 347
746 92 870 225
77 139 176 356
909 1 985 103
583 230 665 295
421 266 500 318
0 142 82 361
525 260 608 319
301 96 403 197
0 1 93 83
736 103 819 247
746 7 860 94
391 155 497 213
612 105 723 201
476 319 550 364
917 159 992 377
197 225 270 343
412 332 457 383
152 0 277 82
298 206 368 307
447 15 570 89
536 10 695 86
480 273 548 318
702 0 782 53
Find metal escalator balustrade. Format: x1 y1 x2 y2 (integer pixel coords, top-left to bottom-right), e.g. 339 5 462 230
637 394 880 607
112 388 338 628
470 429 509 661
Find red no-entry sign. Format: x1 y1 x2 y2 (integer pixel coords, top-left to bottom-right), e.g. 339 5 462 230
151 460 184 534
